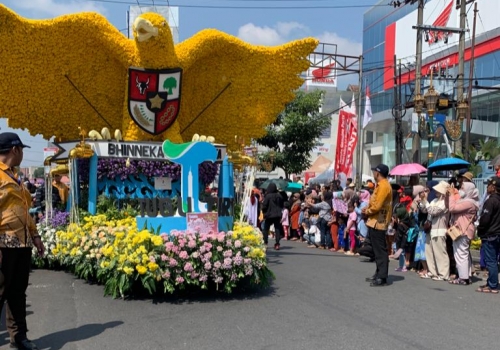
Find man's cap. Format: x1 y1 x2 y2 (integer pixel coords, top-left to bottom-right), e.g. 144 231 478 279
460 171 474 181
371 164 389 177
0 132 30 151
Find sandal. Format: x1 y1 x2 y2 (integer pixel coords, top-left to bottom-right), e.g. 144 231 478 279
476 285 499 294
448 278 469 285
420 273 432 279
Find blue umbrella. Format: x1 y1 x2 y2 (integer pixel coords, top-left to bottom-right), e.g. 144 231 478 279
427 157 470 172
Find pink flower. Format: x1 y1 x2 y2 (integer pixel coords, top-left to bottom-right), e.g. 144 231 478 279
199 275 208 282
169 258 178 267
204 242 212 251
223 250 233 258
214 276 223 283
161 233 169 242
179 251 189 259
204 252 212 260
231 273 237 281
233 255 243 266
217 234 225 242
188 240 197 249
243 247 251 252
199 234 208 242
175 276 185 284
199 246 206 254
171 246 180 254
192 252 200 259
216 246 223 252
190 271 199 279
213 261 222 269
223 258 232 269
149 256 156 263
177 239 186 248
204 262 212 270
165 242 174 252
162 271 171 279
245 266 254 276
183 262 194 272
226 240 232 247
243 258 251 265
161 254 168 261
234 240 242 248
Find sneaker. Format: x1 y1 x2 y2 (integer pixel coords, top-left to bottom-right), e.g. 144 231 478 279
395 266 407 272
10 339 39 350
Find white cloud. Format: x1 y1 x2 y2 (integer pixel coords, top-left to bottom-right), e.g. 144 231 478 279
237 22 361 57
8 0 106 18
317 31 362 57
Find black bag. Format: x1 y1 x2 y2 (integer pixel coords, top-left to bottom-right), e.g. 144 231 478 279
423 220 432 234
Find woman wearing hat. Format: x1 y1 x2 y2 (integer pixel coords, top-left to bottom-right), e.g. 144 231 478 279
424 181 451 281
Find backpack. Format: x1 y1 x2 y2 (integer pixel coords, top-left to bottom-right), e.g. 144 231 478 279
406 226 419 243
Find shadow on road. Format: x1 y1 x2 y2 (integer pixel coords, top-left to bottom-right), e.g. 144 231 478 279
34 321 123 350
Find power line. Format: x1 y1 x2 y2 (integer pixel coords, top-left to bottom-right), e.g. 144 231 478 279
86 0 388 9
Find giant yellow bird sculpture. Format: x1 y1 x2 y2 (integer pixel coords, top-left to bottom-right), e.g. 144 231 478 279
0 5 318 146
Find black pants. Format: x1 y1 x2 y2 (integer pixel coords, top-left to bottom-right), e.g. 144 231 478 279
0 248 32 342
369 227 389 280
263 218 283 245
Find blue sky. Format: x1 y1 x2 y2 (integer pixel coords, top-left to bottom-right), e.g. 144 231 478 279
2 0 371 166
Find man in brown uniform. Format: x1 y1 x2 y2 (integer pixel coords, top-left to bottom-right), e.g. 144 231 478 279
362 164 393 287
0 133 45 349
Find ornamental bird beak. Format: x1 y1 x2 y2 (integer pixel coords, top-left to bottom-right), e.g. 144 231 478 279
133 18 159 42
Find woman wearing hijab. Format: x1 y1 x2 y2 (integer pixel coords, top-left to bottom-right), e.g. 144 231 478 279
309 191 333 249
446 182 479 285
424 181 450 281
261 183 285 250
355 190 370 239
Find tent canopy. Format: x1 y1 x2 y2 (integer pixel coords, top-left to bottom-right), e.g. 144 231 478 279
306 155 332 174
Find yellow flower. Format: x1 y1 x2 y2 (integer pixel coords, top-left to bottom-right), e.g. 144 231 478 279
147 262 159 272
123 266 134 275
136 265 147 275
151 235 163 246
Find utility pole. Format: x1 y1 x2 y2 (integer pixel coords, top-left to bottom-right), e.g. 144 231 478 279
455 0 467 155
412 0 424 165
465 2 478 161
393 55 403 166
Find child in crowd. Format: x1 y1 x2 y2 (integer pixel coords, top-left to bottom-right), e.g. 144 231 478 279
391 207 415 272
282 201 290 241
345 202 358 255
337 214 347 253
305 207 320 247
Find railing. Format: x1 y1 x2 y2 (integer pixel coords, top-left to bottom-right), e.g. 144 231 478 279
472 178 485 197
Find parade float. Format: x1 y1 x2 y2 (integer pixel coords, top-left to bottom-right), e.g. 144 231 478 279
0 5 317 297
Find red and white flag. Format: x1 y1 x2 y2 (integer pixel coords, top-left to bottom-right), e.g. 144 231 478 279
362 86 372 129
350 93 357 116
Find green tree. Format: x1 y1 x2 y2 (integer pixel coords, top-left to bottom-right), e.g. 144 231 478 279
256 90 331 179
33 167 45 178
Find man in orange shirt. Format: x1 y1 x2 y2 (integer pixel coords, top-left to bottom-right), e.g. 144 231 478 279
0 132 45 350
362 164 393 287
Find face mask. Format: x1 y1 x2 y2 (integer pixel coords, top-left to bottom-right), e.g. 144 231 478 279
459 190 466 198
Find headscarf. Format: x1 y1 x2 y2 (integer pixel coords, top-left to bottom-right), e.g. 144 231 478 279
323 191 333 208
461 182 479 208
267 182 278 194
359 190 370 203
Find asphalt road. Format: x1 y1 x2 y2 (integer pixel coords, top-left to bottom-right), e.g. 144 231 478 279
3 242 496 350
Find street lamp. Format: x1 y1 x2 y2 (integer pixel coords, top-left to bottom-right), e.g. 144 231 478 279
417 71 468 180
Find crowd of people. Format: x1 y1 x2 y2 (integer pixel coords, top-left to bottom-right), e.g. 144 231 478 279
246 162 500 291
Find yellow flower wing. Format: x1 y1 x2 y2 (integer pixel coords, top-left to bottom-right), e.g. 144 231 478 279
176 29 318 147
0 5 135 140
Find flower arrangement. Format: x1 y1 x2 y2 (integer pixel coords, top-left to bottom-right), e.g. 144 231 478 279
48 216 273 298
0 5 317 147
77 158 218 185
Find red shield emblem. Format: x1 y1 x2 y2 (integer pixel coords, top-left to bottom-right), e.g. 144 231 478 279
128 67 182 135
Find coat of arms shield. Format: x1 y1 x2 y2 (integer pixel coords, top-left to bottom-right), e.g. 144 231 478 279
128 67 182 135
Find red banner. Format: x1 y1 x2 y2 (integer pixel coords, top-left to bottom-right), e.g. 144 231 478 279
335 110 357 179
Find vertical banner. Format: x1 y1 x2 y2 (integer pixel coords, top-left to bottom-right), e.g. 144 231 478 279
335 110 357 180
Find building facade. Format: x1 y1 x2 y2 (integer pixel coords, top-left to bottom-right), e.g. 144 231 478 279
362 0 500 172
